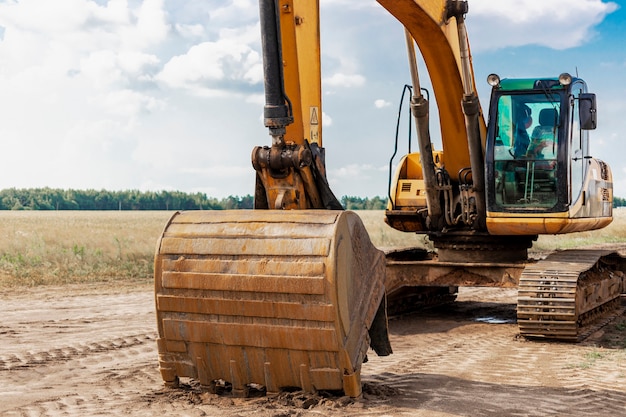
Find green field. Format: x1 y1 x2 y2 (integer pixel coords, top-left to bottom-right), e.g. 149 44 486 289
0 209 624 287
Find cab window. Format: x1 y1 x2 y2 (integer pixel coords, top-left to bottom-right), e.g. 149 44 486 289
492 93 560 209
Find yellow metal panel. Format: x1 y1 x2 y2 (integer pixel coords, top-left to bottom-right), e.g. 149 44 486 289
159 236 332 257
169 210 339 225
395 179 427 207
164 340 186 353
163 319 340 351
161 258 326 278
157 295 335 321
161 272 327 295
486 216 613 235
487 211 569 218
280 0 322 146
405 154 425 179
310 369 343 390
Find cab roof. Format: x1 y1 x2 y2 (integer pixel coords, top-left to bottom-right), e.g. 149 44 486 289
498 76 582 91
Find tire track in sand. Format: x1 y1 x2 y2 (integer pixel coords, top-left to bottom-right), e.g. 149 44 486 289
2 286 625 417
361 288 626 417
0 334 154 371
0 289 162 416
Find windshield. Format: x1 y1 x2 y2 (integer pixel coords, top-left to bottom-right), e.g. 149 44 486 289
491 93 561 210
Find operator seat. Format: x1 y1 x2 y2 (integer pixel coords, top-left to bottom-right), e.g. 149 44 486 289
528 108 558 159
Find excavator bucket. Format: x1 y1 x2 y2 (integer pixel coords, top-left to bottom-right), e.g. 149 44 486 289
154 210 389 397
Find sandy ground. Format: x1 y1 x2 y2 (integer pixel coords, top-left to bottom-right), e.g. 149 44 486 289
1 283 625 417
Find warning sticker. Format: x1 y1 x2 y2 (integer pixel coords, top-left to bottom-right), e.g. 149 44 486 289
310 106 320 143
310 107 319 125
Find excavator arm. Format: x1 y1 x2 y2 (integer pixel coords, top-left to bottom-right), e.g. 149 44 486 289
252 0 344 211
252 0 488 219
155 0 474 398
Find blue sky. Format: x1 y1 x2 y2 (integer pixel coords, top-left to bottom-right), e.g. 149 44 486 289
0 0 623 199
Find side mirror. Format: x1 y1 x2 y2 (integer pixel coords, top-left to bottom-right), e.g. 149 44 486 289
579 93 597 130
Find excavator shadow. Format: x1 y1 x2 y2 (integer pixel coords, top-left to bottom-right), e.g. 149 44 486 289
361 373 626 417
388 288 518 335
388 288 626 344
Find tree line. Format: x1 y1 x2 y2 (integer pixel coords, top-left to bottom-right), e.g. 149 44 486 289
614 196 626 208
2 188 623 211
0 188 390 211
0 188 252 211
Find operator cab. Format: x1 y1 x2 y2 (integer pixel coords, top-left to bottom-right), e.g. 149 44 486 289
485 73 612 235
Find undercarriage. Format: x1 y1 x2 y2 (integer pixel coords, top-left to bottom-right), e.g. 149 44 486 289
385 246 626 340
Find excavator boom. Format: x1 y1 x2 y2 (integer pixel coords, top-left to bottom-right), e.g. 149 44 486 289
379 0 487 177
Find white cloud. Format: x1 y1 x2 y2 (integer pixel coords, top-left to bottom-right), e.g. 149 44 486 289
320 0 379 11
79 50 123 87
175 23 205 38
94 89 165 116
209 0 259 24
0 0 101 34
330 163 383 180
323 72 366 88
322 112 333 127
155 24 262 94
157 42 232 83
328 164 389 197
132 0 170 47
375 99 391 108
245 93 265 105
468 0 618 51
181 165 251 178
0 0 179 192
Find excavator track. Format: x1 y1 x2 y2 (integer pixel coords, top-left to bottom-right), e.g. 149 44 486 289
154 210 389 398
517 250 625 341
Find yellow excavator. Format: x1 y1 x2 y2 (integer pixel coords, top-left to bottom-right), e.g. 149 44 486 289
154 0 626 398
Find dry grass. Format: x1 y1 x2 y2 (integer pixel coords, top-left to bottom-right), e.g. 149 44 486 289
353 211 432 250
0 211 173 287
533 208 626 251
0 209 624 288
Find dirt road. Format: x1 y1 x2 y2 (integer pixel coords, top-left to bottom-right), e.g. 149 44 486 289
1 283 625 416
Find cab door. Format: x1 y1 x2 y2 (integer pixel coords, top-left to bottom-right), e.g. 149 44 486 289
569 81 588 205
